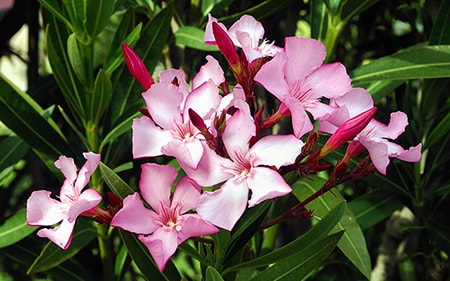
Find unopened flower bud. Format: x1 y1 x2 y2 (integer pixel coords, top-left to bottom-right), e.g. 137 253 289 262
122 43 154 90
212 22 240 70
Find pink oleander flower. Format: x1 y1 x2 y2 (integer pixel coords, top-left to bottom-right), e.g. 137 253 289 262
26 152 102 249
122 43 154 90
255 36 351 138
132 55 225 169
319 89 422 174
110 163 218 272
182 101 304 230
205 14 282 63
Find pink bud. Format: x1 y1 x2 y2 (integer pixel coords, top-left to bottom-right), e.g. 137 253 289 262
122 43 154 90
212 22 240 68
321 107 377 157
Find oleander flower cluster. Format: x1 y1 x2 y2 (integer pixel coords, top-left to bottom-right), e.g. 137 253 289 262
26 14 422 272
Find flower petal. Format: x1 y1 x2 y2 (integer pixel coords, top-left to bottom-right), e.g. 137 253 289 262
140 163 177 211
376 111 408 139
162 138 204 169
111 192 159 234
247 167 291 207
177 214 219 243
172 177 201 214
143 83 183 129
197 180 249 230
132 116 173 159
254 52 290 101
74 152 100 193
183 80 221 120
54 156 77 186
67 188 102 223
27 190 65 226
139 227 178 272
303 62 351 100
37 218 76 250
283 95 313 138
192 55 225 89
222 100 255 155
251 134 303 168
359 137 390 175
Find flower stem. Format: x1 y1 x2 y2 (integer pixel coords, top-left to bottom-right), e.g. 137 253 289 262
97 224 115 281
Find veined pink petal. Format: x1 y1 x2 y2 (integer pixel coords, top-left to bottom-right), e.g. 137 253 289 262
303 62 351 100
139 227 178 272
54 156 77 186
250 134 303 168
222 100 255 155
132 116 173 159
192 55 225 89
197 180 249 230
333 88 374 118
67 188 102 223
162 138 204 169
359 137 390 175
183 80 221 119
159 69 190 97
181 143 233 186
37 219 75 250
254 52 289 101
282 96 313 138
393 143 422 162
172 177 201 214
247 167 291 207
111 193 159 234
284 37 326 85
140 163 177 211
228 15 264 48
177 214 219 243
306 101 337 121
27 190 66 226
143 83 183 129
74 152 101 193
376 111 408 139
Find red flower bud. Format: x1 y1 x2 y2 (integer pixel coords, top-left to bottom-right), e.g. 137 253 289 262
212 22 240 69
122 43 154 90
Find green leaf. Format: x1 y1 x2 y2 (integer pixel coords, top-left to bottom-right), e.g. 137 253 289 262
99 162 135 199
366 80 404 103
175 26 219 51
67 33 87 86
118 230 180 281
349 189 404 230
100 111 138 151
429 0 450 45
27 219 97 273
351 45 450 86
249 231 344 281
84 0 115 38
111 4 173 125
292 176 371 279
0 74 76 159
114 244 131 281
206 266 225 281
341 0 380 23
0 209 38 248
311 0 328 41
323 0 342 18
38 0 72 28
0 136 29 172
223 202 345 274
89 69 112 124
425 110 450 149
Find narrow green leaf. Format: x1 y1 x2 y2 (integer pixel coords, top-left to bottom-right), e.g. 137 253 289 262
425 111 450 149
0 209 37 248
0 74 75 159
99 162 135 199
85 0 115 38
89 69 112 124
100 112 138 151
114 244 131 280
349 189 403 230
351 45 450 86
429 0 450 45
323 0 342 18
223 202 345 274
206 266 225 281
175 26 219 51
365 80 404 103
292 176 372 279
0 136 29 172
38 0 72 28
341 0 380 23
67 33 87 86
311 0 328 41
27 219 97 273
249 231 344 281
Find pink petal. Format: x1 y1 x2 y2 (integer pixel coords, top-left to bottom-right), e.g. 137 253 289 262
54 156 77 185
284 37 326 86
247 167 291 207
74 152 100 192
254 52 290 101
192 55 225 89
197 180 249 230
37 219 76 250
110 192 159 234
283 96 313 138
228 15 264 47
132 116 173 159
172 177 201 214
222 100 255 155
162 138 204 169
139 227 178 272
333 88 374 118
159 69 190 97
177 214 219 243
359 137 390 175
140 163 177 211
27 190 65 226
143 83 183 129
67 188 102 223
306 101 337 121
181 144 233 186
250 134 303 168
377 111 408 139
183 80 221 119
394 143 422 162
303 62 351 100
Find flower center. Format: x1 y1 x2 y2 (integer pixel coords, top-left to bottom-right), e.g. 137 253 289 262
158 202 182 231
221 150 254 181
172 119 197 140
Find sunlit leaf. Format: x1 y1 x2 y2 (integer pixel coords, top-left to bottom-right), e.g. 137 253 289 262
206 266 225 281
175 26 219 51
0 209 37 248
